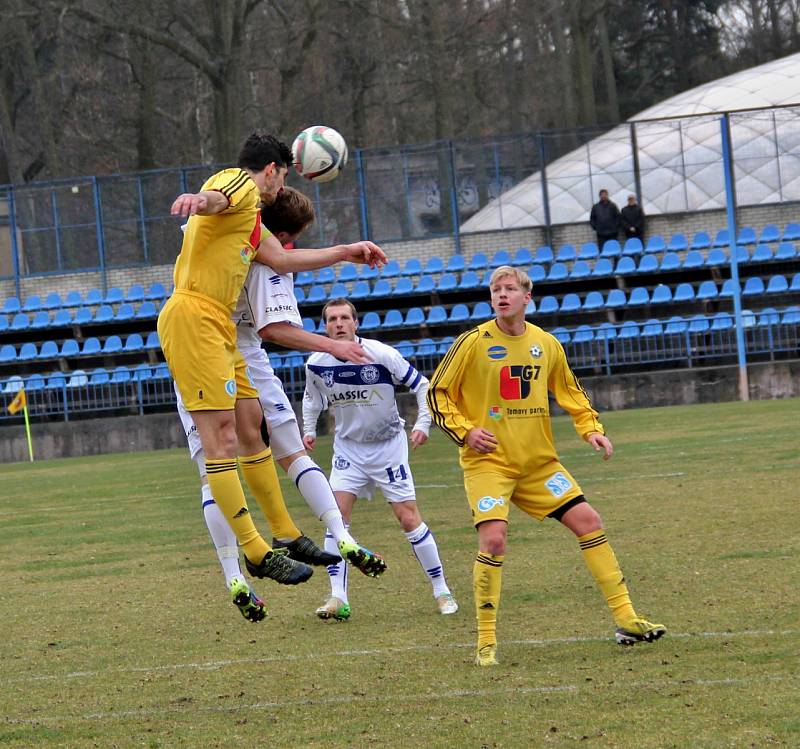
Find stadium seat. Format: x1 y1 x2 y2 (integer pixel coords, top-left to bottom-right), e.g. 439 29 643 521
731 246 749 265
63 290 83 307
665 316 688 335
121 334 143 353
295 271 314 286
359 311 380 331
781 306 800 324
102 335 123 354
90 368 110 385
445 255 466 273
391 278 414 296
550 327 570 344
782 222 800 241
470 301 492 321
84 288 103 305
125 284 145 303
3 375 23 393
628 287 650 306
559 293 581 312
350 281 371 300
37 340 59 359
696 280 719 300
145 282 167 301
668 234 688 251
712 229 730 247
737 226 756 245
622 237 643 256
93 305 114 323
0 315 6 333
18 342 37 361
402 307 424 327
599 239 621 258
719 279 737 298
757 308 780 326
528 265 546 283
750 244 773 263
690 231 711 250
301 318 315 333
60 339 80 357
673 283 695 302
582 291 604 310
22 295 42 313
659 252 681 272
73 307 93 325
711 312 733 330
338 264 359 283
104 287 124 305
25 374 45 392
546 262 568 282
636 255 658 274
525 299 535 316
415 338 437 356
46 373 67 389
81 337 101 355
415 275 435 294
641 319 663 337
135 301 158 319
742 276 764 296
490 249 512 267
360 265 380 281
758 224 780 243
791 273 800 291
132 363 153 381
591 258 614 278
437 336 455 354
595 322 617 340
380 260 402 278
682 251 704 270
605 289 627 308
651 284 672 305
534 246 554 264
67 370 89 387
30 311 51 329
555 244 576 263
393 340 415 358
512 247 533 266
644 235 665 254
382 309 403 328
426 306 447 326
305 285 326 304
448 303 469 322
436 273 457 293
537 296 558 314
423 256 445 275
10 313 29 331
617 321 640 339
43 292 63 310
775 241 797 261
766 275 788 293
468 252 489 271
402 258 422 276
688 315 710 333
569 261 591 279
327 282 349 300
458 271 480 290
316 267 336 284
111 366 132 384
144 331 160 350
152 364 171 380
572 325 594 343
52 309 72 326
578 242 599 261
614 256 636 275
741 309 757 327
114 303 135 322
370 279 392 298
704 248 726 267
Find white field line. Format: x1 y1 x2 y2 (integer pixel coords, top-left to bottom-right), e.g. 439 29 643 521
13 628 797 685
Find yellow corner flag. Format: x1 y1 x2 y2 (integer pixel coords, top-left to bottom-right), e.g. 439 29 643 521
7 388 34 461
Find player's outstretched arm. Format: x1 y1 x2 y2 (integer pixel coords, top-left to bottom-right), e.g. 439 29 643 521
254 234 386 273
170 190 229 217
259 322 372 364
587 432 613 460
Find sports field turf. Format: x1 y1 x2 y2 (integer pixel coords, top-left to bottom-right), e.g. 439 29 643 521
1 398 798 748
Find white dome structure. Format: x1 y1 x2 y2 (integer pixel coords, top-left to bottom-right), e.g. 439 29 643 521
461 52 800 232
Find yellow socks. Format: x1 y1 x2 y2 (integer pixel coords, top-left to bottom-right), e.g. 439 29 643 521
239 449 301 542
474 552 504 649
205 458 269 562
578 530 636 627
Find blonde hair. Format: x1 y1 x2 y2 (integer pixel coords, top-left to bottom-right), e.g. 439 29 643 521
489 265 532 293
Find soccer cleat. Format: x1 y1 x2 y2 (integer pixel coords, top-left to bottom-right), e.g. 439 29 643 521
337 540 386 578
272 534 341 566
436 593 459 615
315 596 351 621
229 579 266 623
615 618 667 646
244 548 313 585
475 643 498 666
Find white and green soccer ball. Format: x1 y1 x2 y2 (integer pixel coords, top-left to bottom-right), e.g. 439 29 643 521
291 125 348 183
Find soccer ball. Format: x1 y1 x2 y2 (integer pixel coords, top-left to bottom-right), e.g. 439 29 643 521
292 126 348 183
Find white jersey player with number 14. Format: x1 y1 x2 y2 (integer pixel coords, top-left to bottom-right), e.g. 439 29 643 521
303 299 458 620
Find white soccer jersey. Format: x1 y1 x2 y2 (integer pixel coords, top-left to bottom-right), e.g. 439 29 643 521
303 337 431 444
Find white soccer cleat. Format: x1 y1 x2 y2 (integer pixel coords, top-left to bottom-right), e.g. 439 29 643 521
436 593 459 615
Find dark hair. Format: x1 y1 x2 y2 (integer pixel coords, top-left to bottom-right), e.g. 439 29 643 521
261 187 315 236
322 298 357 323
237 132 293 171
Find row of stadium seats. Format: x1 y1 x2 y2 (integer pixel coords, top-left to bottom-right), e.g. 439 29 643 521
1 283 169 315
2 364 170 393
0 332 160 363
0 302 161 333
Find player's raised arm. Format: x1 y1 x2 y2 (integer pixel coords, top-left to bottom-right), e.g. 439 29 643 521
170 190 229 217
260 321 372 364
254 233 386 273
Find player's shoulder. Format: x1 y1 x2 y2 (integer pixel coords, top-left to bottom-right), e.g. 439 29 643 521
306 351 328 368
359 337 397 359
526 322 560 347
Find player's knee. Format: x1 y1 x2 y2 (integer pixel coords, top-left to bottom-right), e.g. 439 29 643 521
478 520 507 556
395 502 421 531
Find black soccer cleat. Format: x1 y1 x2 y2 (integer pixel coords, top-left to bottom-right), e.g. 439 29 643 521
244 548 313 585
272 534 342 566
615 618 666 646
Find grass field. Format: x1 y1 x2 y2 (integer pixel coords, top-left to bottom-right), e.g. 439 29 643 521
1 398 799 749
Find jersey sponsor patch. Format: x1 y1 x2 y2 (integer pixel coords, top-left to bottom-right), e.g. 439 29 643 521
224 379 237 396
487 345 507 360
545 471 573 498
334 455 351 470
477 495 506 512
530 345 543 358
499 365 534 399
488 406 502 420
482 330 493 338
360 365 380 384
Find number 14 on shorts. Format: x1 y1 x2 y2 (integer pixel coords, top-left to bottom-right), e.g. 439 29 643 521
385 464 408 483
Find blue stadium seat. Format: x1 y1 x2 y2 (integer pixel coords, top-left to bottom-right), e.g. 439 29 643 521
690 231 711 250
651 284 672 305
559 293 581 312
645 235 666 254
135 301 158 319
742 277 765 296
402 258 422 276
537 296 558 314
591 258 614 278
359 311 380 331
144 331 160 350
458 271 480 290
104 287 124 304
124 334 144 352
370 278 392 298
791 273 800 292
360 265 380 281
382 309 403 328
696 281 718 300
713 229 730 247
731 246 749 265
426 306 447 326
551 327 571 344
448 303 469 322
673 283 695 302
114 303 135 322
350 281 371 300
81 337 101 355
152 364 171 380
103 335 123 354
750 244 773 263
569 261 591 279
490 249 512 268
316 267 336 284
94 305 114 323
301 318 315 333
445 255 466 273
781 306 800 324
380 260 402 279
316 318 326 333
52 309 72 326
757 308 780 326
628 287 650 306
546 262 568 282
10 313 29 331
711 312 733 331
665 316 688 335
599 239 621 258
46 373 67 389
468 252 489 271
605 289 627 308
0 315 6 333
145 282 167 301
534 246 554 264
578 242 599 261
766 275 788 293
741 309 757 327
90 368 110 385
394 340 415 358
555 244 576 263
622 237 643 256
43 292 63 310
470 301 492 321
25 374 45 391
0 344 16 363
437 336 455 354
111 366 132 384
338 264 359 282
528 265 546 283
704 248 726 267
512 247 533 266
436 273 457 292
328 282 349 300
682 251 703 270
423 256 445 274
688 315 710 333
84 288 103 305
18 342 37 361
719 279 737 298
659 252 681 272
403 307 425 327
30 311 51 329
636 255 658 274
294 286 306 304
617 321 640 339
525 299 535 317
415 338 438 356
73 307 93 325
67 370 89 387
582 291 604 311
641 319 663 337
668 234 688 251
415 276 435 294
305 285 326 304
614 256 636 275
63 290 83 308
595 322 617 340
782 222 800 240
758 224 780 243
125 284 145 303
295 270 314 286
38 340 59 359
22 295 42 313
737 226 756 245
132 364 153 382
60 339 80 357
391 278 414 296
775 242 797 261
572 325 594 343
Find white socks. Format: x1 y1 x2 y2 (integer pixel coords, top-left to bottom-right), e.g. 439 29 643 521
405 522 450 598
201 482 245 589
324 529 349 603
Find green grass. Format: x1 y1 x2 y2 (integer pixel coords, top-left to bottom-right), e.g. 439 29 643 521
1 398 799 748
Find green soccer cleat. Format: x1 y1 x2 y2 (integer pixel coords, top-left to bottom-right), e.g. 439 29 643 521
475 643 498 667
272 534 341 566
337 540 386 578
615 618 667 646
229 579 266 623
315 596 351 621
244 548 313 585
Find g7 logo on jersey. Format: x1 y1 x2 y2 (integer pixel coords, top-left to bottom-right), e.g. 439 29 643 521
477 496 506 512
499 365 540 400
545 472 573 498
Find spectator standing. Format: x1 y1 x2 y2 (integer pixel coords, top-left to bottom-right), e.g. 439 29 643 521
589 189 620 249
620 195 646 244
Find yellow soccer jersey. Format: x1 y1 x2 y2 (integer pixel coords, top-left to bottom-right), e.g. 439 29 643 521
428 319 604 475
172 168 266 311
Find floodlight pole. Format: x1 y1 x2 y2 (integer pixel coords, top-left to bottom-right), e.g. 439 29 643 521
720 114 749 402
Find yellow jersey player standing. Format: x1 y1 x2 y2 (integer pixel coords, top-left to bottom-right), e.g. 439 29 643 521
427 266 665 666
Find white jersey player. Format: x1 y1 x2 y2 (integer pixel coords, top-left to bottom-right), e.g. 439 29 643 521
175 189 387 622
303 299 458 620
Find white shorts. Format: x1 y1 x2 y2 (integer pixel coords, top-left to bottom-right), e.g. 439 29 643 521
177 344 298 461
330 432 416 503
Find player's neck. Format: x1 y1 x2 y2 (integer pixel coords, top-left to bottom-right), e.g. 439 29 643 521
495 315 526 336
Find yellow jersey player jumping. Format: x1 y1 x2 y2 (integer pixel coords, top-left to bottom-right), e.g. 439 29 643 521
427 265 665 666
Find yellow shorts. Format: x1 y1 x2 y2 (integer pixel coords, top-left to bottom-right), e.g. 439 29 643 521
157 289 257 411
464 461 583 525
